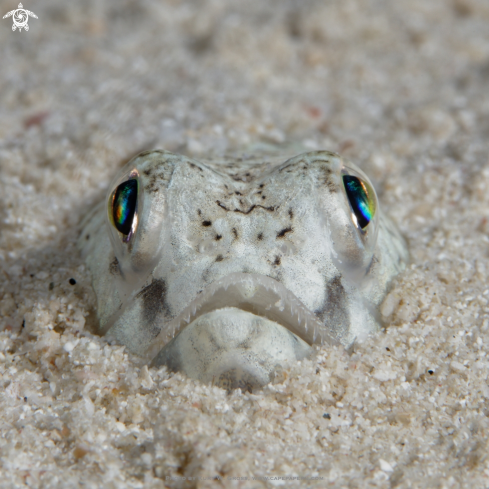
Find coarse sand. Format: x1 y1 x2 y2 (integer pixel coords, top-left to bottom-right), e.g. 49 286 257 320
1 0 489 487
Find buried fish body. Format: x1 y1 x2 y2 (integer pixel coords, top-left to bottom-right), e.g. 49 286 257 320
79 150 408 390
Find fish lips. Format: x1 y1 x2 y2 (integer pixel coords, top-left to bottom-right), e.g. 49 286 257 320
146 272 338 363
145 273 339 389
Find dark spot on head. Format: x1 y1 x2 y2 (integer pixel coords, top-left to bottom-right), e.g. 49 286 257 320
235 191 242 196
233 204 275 214
262 195 266 200
259 184 264 188
109 257 120 275
217 200 230 211
428 369 434 375
277 226 293 238
323 413 331 419
202 220 212 227
257 232 263 241
143 169 152 176
215 254 224 262
69 278 76 285
49 282 54 290
288 208 294 219
215 234 222 241
197 209 202 216
22 319 25 328
232 228 238 240
135 279 171 328
85 234 90 240
325 180 337 193
273 256 281 266
30 274 34 278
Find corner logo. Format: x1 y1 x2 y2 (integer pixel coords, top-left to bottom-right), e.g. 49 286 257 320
3 3 38 31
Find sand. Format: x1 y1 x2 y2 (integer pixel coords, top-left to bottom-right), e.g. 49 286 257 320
1 0 489 487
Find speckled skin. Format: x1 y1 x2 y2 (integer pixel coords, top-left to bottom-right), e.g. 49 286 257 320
79 150 408 389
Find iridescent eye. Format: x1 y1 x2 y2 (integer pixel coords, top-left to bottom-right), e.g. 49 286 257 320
343 175 375 229
112 179 138 235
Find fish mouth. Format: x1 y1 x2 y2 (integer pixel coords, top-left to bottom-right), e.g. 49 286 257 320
145 272 337 363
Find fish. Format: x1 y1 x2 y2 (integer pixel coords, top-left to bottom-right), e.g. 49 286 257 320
79 149 408 390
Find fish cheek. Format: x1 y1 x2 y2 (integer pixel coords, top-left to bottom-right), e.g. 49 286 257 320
315 276 350 341
135 278 172 336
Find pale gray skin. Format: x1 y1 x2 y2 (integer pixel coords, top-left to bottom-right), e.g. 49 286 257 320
79 150 408 391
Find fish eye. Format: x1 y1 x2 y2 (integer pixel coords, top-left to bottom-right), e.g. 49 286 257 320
342 175 376 230
111 179 138 236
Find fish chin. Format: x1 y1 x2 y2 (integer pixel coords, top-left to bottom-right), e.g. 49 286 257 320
151 307 312 391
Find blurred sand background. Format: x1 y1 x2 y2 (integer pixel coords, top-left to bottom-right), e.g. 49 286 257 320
1 0 489 487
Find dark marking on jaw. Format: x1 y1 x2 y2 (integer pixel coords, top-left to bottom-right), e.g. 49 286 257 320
257 232 264 241
232 228 238 240
277 227 293 238
315 276 349 340
109 257 120 275
135 279 171 325
202 220 212 227
215 254 224 262
215 234 222 241
288 208 294 219
273 256 281 266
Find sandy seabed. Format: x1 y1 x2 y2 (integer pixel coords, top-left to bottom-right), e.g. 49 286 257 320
1 0 489 487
